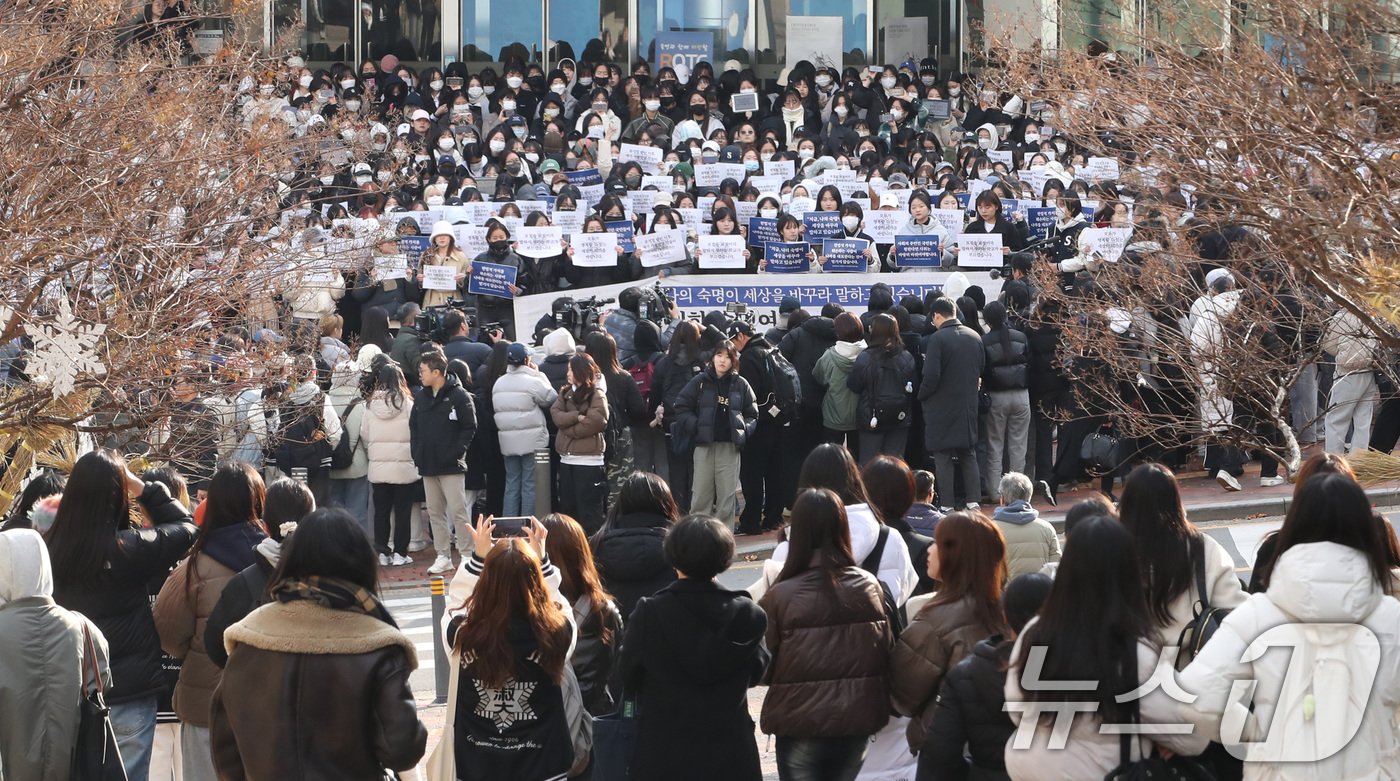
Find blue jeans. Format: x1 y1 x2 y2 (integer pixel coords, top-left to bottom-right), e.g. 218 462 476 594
110 695 159 781
775 735 868 781
503 454 535 516
329 476 371 535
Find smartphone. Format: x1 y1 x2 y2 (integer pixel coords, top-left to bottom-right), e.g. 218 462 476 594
493 516 531 537
879 113 893 123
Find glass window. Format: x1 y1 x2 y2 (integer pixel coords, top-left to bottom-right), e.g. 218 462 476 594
362 0 441 62
639 0 748 69
461 0 542 62
877 0 959 73
548 0 629 66
756 0 869 72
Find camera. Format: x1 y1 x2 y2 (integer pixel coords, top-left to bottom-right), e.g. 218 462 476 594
418 299 476 341
551 295 615 342
725 301 755 323
638 282 673 325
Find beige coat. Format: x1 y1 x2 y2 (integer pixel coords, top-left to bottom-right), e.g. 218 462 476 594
419 248 470 309
154 552 239 727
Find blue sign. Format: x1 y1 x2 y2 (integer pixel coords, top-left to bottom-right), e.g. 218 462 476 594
821 239 870 273
893 235 942 267
397 235 432 269
765 242 811 273
1027 207 1057 239
468 261 518 299
1082 205 1096 221
605 220 635 252
663 279 959 311
955 192 970 210
748 217 781 249
565 168 603 187
803 212 842 246
655 32 715 76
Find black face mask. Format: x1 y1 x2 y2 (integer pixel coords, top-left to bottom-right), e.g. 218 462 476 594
489 239 510 255
506 163 522 175
625 175 641 188
691 104 706 116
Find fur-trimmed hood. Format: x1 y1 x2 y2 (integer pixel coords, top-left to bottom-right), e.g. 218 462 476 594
225 599 417 669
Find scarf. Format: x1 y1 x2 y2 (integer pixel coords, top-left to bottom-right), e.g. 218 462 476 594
272 575 397 628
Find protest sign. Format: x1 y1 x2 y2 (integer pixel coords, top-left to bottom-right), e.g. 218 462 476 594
517 226 564 258
397 235 431 269
865 210 905 244
988 150 1014 168
552 209 586 236
468 261 518 299
747 217 781 249
635 229 688 267
749 175 786 194
565 168 603 187
733 200 759 223
821 238 869 272
570 232 618 267
893 235 942 267
1080 227 1132 262
676 208 705 227
454 225 489 257
765 242 811 273
957 234 1004 268
787 197 815 217
1026 207 1057 239
629 190 657 215
1085 157 1121 182
605 220 635 252
515 201 550 217
933 208 965 239
697 235 747 269
695 163 745 187
764 159 796 179
422 265 458 291
374 254 408 280
803 212 842 245
619 143 664 172
642 175 672 192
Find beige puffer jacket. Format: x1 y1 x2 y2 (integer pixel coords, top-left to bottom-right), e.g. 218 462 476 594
360 392 419 484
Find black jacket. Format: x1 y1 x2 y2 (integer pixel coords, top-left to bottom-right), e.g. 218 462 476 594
982 326 1030 392
51 482 197 704
737 336 776 418
779 316 838 420
650 348 705 415
204 548 276 669
619 579 769 781
847 346 917 429
591 512 677 622
442 335 492 379
1026 324 1071 401
409 373 478 475
351 269 417 315
602 368 648 433
918 636 1016 781
962 216 1027 253
572 595 625 716
673 368 758 449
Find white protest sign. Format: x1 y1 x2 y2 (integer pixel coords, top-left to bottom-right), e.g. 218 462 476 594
374 254 408 280
1080 227 1132 262
635 229 688 267
618 143 664 172
695 163 745 187
454 225 489 257
552 209 586 236
642 175 672 192
764 159 796 179
933 208 965 239
677 208 705 227
422 265 458 291
733 200 759 223
1085 157 1121 182
820 169 858 185
570 232 619 267
865 211 905 244
957 233 1004 268
966 179 992 199
697 235 748 269
463 202 494 224
749 175 786 194
517 226 564 258
629 190 658 215
988 150 1014 168
786 16 842 70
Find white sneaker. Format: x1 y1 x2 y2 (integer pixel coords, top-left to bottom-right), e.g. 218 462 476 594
378 554 390 567
1216 470 1242 492
391 553 414 567
408 540 430 553
427 555 453 574
1259 476 1286 487
963 502 981 511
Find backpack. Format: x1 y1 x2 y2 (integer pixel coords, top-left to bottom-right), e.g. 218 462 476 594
760 348 802 424
329 397 362 470
275 395 333 471
1174 534 1232 670
628 359 655 398
860 526 907 639
863 351 912 430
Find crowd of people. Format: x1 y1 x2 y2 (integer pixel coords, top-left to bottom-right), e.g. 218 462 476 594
2 30 1400 781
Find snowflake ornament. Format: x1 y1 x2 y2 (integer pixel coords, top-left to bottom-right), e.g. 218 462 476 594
25 298 106 399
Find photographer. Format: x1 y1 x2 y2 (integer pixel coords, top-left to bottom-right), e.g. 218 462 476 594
605 286 679 372
437 309 493 379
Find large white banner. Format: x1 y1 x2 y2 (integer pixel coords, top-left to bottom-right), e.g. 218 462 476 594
513 271 997 343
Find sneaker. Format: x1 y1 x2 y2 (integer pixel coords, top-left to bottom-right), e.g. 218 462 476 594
1216 470 1243 492
427 555 453 574
1259 476 1286 487
378 553 390 567
391 553 414 567
963 502 981 511
407 540 430 553
1037 480 1057 508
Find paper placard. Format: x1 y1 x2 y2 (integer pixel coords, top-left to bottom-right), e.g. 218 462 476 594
749 175 786 194
411 210 438 234
821 239 869 273
957 234 1004 268
695 163 746 187
374 254 408 280
988 150 1014 167
865 210 905 244
570 232 619 267
787 196 816 218
514 201 550 218
803 212 842 245
677 208 705 226
619 143 664 172
1026 207 1057 239
923 99 951 121
966 179 992 199
764 159 796 179
605 220 635 252
641 175 672 192
933 208 965 239
517 226 564 258
697 235 748 269
820 169 858 185
468 261 517 299
765 242 811 273
893 235 942 268
734 201 759 223
463 202 494 224
629 190 658 215
635 229 687 267
552 209 586 236
422 264 459 291
748 217 781 249
454 225 489 257
1080 227 1132 262
302 270 335 286
565 168 604 187
833 180 866 200
397 235 432 269
1085 157 1121 182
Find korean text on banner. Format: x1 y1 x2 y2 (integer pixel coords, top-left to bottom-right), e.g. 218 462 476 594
570 232 618 268
893 236 942 267
634 229 687 267
821 239 869 272
516 226 564 258
468 261 518 299
957 234 1004 268
605 220 635 252
422 265 458 291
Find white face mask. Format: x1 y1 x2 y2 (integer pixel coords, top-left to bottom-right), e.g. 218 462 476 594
579 77 593 86
798 148 814 159
1057 206 1071 220
543 109 558 121
979 138 996 150
415 154 431 163
377 171 391 182
760 208 778 218
484 85 496 95
891 110 905 121
340 78 356 90
428 79 444 90
501 100 516 112
319 174 335 185
1055 141 1068 154
299 75 312 88
834 105 848 117
1024 134 1037 144
644 100 661 112
345 100 361 111
948 86 961 97
393 148 408 160
525 152 539 164
506 76 523 89
355 175 371 186
468 86 484 99
438 137 454 150
427 195 445 205
653 223 672 232
551 84 567 95
489 139 506 154
881 77 897 90
921 75 935 85
816 75 831 87
841 215 860 231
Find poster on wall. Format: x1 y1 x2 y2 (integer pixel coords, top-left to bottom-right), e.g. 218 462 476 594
785 17 842 69
884 17 929 62
655 32 715 78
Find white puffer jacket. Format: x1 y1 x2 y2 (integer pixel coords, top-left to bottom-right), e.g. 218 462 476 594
359 393 418 484
1152 533 1248 648
1178 541 1400 780
749 503 919 606
491 365 559 456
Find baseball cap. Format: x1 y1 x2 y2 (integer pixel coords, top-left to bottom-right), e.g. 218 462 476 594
539 159 561 175
725 320 754 339
411 109 431 122
506 343 530 365
880 192 899 209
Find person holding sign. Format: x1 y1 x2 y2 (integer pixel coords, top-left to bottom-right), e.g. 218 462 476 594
815 202 878 272
564 216 636 288
887 191 951 270
517 212 570 296
959 192 1027 262
694 208 752 273
418 221 470 308
468 221 524 339
633 210 694 278
758 215 816 272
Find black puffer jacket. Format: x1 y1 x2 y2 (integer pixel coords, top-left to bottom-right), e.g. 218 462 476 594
1026 324 1070 399
204 545 278 668
982 326 1030 392
779 316 838 420
673 368 758 449
591 512 676 621
51 482 197 704
918 636 1016 781
650 348 704 415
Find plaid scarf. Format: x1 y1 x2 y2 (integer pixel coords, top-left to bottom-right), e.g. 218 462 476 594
271 576 397 628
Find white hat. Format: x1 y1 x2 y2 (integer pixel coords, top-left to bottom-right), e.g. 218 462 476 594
307 114 326 126
355 344 383 373
286 55 306 69
411 109 432 122
430 220 454 239
1205 268 1233 288
880 192 899 209
352 162 372 175
395 122 411 136
702 139 721 153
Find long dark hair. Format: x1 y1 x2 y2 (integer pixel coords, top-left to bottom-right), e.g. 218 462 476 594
541 513 616 645
481 341 511 392
566 353 600 407
584 330 623 376
373 362 410 410
1265 473 1393 591
186 464 267 589
798 443 871 508
4 469 66 530
1015 516 1153 723
984 300 1013 357
46 450 135 589
360 306 393 351
603 471 679 529
860 455 914 530
263 478 315 543
454 539 571 687
1117 463 1196 628
776 488 856 587
927 511 1009 633
667 319 702 365
867 312 903 356
271 507 379 594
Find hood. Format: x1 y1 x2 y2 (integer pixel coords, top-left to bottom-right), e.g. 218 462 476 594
942 271 971 303
977 122 999 145
593 525 670 581
868 284 894 311
368 392 410 419
833 339 866 361
330 359 360 389
649 579 767 684
255 536 283 570
1268 541 1385 623
0 528 51 606
993 499 1039 525
543 327 577 357
972 634 1013 665
200 522 268 574
289 380 322 405
801 315 837 341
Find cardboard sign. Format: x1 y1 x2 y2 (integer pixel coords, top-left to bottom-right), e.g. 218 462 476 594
764 159 796 179
865 210 905 244
933 208 965 239
619 143 664 172
1080 227 1132 262
635 228 688 267
747 217 781 249
697 235 747 269
894 235 942 267
570 232 619 268
467 261 518 299
765 242 811 273
957 233 1004 268
803 212 842 245
821 238 869 273
422 264 459 291
516 226 564 258
605 220 635 252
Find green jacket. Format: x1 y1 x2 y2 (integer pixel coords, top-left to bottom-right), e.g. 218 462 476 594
390 327 425 382
812 341 866 431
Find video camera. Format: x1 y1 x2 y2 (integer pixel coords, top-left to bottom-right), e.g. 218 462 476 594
552 295 615 342
418 299 477 342
638 282 673 325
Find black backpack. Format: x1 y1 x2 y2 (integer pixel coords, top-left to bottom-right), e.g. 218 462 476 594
329 398 362 470
863 351 912 430
859 526 907 639
761 349 803 424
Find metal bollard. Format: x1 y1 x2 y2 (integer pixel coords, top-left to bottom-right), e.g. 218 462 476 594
430 575 448 704
533 448 552 519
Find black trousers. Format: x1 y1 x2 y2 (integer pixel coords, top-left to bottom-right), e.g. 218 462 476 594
559 462 607 536
739 421 785 532
372 481 415 555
